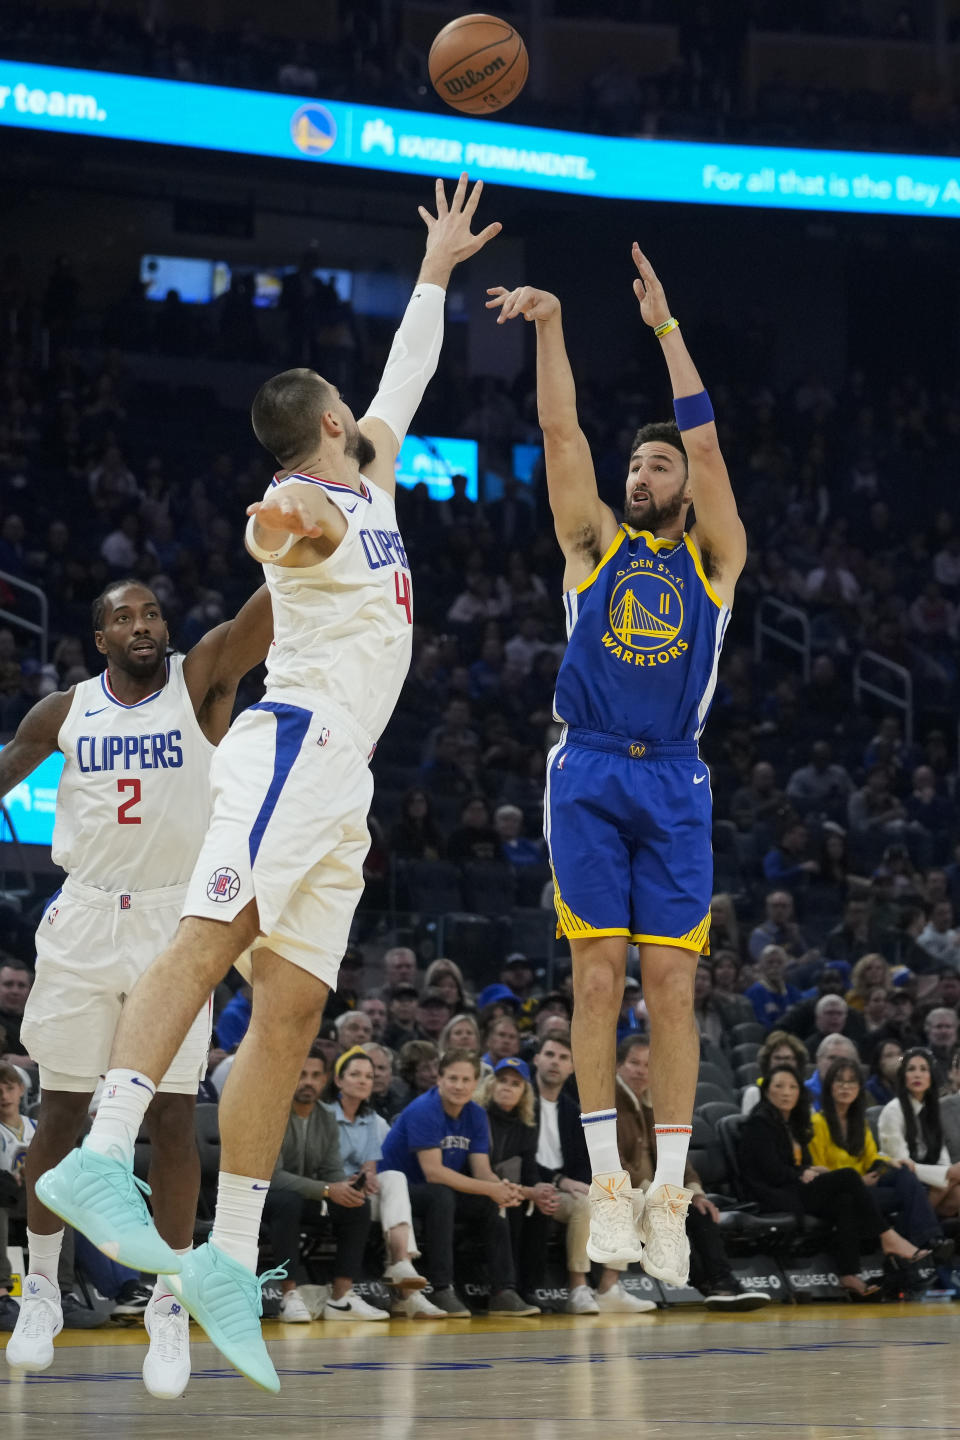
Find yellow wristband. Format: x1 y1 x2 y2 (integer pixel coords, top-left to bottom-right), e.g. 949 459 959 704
654 317 679 338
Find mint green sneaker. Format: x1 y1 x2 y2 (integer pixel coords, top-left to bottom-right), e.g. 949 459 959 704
168 1242 286 1394
35 1144 182 1276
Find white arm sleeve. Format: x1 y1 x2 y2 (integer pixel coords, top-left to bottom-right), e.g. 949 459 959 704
363 282 446 445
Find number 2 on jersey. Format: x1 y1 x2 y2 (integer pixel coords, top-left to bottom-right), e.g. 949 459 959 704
117 777 142 825
394 570 412 625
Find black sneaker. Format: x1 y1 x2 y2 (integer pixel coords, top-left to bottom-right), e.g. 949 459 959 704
428 1286 471 1318
61 1292 112 1329
933 1238 956 1266
488 1288 541 1317
112 1280 152 1316
703 1283 771 1313
0 1294 20 1331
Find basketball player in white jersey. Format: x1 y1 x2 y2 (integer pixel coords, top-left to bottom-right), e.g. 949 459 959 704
0 576 272 1394
37 174 501 1392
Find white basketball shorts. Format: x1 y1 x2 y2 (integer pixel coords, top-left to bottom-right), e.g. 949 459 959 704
182 696 375 990
23 877 212 1095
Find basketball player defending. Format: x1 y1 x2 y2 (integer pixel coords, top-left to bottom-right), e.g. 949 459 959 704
488 246 745 1285
0 578 272 1394
37 175 501 1392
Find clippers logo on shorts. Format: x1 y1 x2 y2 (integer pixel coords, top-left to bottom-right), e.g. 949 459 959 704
120 894 132 910
205 866 240 903
207 867 241 903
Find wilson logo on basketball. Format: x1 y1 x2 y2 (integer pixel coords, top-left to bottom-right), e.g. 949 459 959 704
443 55 506 96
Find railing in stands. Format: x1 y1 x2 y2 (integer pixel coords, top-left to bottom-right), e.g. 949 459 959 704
0 570 48 664
852 650 913 746
753 596 811 682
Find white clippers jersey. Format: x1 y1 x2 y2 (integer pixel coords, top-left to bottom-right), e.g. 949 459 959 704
261 473 413 743
52 655 214 891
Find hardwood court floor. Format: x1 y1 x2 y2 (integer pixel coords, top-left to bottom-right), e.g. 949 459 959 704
2 1304 959 1439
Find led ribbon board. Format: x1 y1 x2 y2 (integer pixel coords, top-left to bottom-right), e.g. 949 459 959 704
1 58 959 216
0 745 63 846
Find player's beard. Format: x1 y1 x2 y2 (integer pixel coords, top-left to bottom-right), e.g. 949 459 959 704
113 640 166 682
623 481 687 533
345 419 376 470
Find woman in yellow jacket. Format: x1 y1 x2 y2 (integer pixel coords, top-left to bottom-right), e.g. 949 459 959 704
810 1058 949 1260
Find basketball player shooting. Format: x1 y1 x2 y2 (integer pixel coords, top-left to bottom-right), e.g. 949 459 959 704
487 245 746 1286
0 578 272 1396
38 174 501 1393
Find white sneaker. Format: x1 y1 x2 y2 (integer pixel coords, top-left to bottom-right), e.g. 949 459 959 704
5 1274 62 1372
279 1288 313 1323
142 1293 191 1400
586 1171 644 1266
399 1290 448 1320
323 1289 389 1322
595 1280 657 1314
382 1258 427 1293
565 1284 600 1315
639 1184 693 1287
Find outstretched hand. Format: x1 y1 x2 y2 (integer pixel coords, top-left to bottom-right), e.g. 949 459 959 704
485 285 560 324
418 174 502 284
631 243 672 329
247 496 322 539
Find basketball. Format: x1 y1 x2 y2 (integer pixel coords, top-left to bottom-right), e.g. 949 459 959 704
429 13 528 115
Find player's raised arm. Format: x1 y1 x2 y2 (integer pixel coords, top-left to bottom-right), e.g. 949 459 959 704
631 243 746 604
360 173 502 494
182 584 275 743
487 284 613 574
0 689 72 798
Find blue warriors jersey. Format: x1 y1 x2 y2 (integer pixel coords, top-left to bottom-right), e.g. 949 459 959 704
553 526 731 744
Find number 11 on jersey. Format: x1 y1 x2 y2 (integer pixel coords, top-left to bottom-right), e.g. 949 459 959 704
394 571 412 625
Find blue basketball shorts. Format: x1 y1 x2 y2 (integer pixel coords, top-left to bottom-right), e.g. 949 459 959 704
544 728 713 952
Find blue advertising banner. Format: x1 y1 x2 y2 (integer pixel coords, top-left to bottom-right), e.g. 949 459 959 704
2 58 960 218
0 745 62 846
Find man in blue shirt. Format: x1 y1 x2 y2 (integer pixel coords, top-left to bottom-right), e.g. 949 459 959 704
744 945 803 1030
379 1048 537 1317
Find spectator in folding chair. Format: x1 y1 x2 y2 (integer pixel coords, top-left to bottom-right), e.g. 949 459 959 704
262 1047 384 1324
740 1030 809 1116
378 1048 535 1317
879 1048 960 1216
810 1057 951 1264
324 1047 446 1320
615 1038 769 1310
523 1035 655 1315
739 1066 926 1298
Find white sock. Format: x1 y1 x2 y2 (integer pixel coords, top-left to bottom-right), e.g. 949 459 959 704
651 1125 693 1190
86 1068 156 1163
154 1247 192 1306
211 1172 269 1273
580 1110 622 1178
27 1228 64 1287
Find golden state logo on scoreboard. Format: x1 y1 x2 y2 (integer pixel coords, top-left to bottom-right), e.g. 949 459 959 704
290 103 337 156
602 562 689 668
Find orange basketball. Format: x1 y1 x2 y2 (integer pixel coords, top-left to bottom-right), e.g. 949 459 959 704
429 13 528 115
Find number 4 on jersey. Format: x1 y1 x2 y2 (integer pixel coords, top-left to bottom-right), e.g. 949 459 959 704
394 570 412 625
